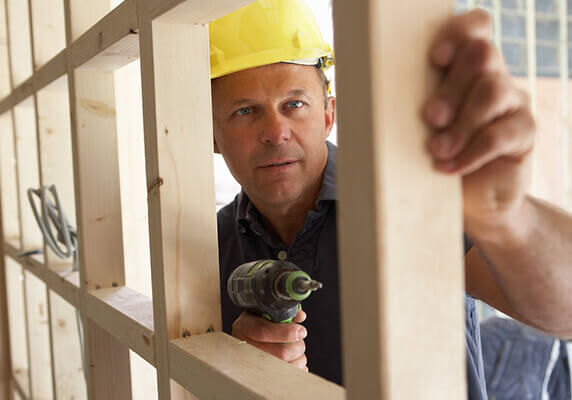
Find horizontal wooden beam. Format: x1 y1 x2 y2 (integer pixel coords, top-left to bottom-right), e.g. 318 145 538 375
0 50 66 115
0 0 139 115
4 242 80 308
4 243 155 365
85 287 155 364
169 332 345 400
70 0 138 70
148 0 253 24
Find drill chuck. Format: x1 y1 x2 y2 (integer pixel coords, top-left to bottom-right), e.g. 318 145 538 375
227 260 322 322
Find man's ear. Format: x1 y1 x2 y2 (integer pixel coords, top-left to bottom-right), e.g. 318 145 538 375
325 96 336 136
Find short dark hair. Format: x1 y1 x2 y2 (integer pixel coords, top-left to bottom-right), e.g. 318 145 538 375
316 67 330 109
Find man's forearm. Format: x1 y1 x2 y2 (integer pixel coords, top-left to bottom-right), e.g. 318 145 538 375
470 195 572 338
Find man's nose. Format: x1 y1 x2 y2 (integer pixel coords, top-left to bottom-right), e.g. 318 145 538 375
260 110 292 145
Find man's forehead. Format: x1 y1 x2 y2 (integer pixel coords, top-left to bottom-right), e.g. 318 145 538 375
211 63 323 99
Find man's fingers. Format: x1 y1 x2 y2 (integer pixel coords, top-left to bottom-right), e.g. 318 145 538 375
293 309 307 323
243 337 306 362
426 38 505 128
430 74 525 160
433 108 535 176
430 8 493 67
232 311 307 343
288 353 308 370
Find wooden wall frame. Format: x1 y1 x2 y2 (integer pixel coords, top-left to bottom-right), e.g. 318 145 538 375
0 0 466 399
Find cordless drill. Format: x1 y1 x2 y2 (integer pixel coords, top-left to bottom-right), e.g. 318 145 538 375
227 260 323 323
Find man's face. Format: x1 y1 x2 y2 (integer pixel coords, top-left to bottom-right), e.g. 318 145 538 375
211 63 335 210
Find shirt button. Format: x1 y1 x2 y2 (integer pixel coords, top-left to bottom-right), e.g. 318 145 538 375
277 250 287 261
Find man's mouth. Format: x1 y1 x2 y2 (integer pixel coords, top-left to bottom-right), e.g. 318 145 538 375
262 160 296 168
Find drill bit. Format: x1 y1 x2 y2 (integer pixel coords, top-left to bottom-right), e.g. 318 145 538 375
295 279 323 293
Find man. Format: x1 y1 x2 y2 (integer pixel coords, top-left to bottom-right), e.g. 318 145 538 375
211 1 572 398
480 316 571 399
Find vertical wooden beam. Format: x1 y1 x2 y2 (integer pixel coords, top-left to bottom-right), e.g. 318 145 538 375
13 98 42 251
139 18 221 399
5 0 33 87
29 0 66 70
0 113 19 246
5 258 30 398
69 67 132 400
49 291 87 399
24 271 53 399
333 0 466 398
138 1 253 394
115 58 157 399
0 0 10 98
0 4 14 394
0 214 12 400
64 0 132 398
36 76 83 400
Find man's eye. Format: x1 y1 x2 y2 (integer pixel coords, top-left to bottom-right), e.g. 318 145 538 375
235 107 252 116
287 100 304 109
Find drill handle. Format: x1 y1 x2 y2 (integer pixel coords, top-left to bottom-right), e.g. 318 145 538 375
252 303 301 323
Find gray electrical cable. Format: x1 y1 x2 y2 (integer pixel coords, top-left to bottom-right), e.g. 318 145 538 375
27 184 86 381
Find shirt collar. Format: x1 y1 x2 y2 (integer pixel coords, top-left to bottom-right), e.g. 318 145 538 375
237 140 337 227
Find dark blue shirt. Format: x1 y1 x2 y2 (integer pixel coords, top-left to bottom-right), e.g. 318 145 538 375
218 141 488 399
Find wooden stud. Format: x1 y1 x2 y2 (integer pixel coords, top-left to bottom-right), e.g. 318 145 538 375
68 65 132 398
333 0 466 398
0 208 12 400
49 290 87 400
69 0 112 42
85 287 154 364
169 333 345 400
29 0 66 70
23 271 53 399
5 0 33 87
5 257 30 398
36 76 77 270
0 112 20 246
65 0 133 396
13 98 42 251
0 0 11 98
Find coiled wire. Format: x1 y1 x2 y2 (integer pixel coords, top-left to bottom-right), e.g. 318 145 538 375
27 185 85 380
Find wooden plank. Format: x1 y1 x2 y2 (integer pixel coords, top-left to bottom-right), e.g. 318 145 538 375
142 0 253 23
64 0 133 392
49 290 87 400
29 0 66 70
85 287 155 365
36 76 77 270
169 333 345 400
72 69 124 290
13 97 42 251
0 0 11 98
70 0 138 71
69 0 112 41
0 112 20 245
5 241 81 308
0 211 12 400
5 258 30 398
5 0 33 87
139 16 221 398
332 0 466 398
0 51 67 116
68 67 132 400
23 271 53 399
114 59 154 298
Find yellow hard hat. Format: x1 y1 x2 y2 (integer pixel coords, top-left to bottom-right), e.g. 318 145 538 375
209 0 334 79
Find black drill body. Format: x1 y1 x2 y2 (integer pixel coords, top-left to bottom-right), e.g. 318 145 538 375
227 260 323 322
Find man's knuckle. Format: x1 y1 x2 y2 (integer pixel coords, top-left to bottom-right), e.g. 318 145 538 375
468 39 496 72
